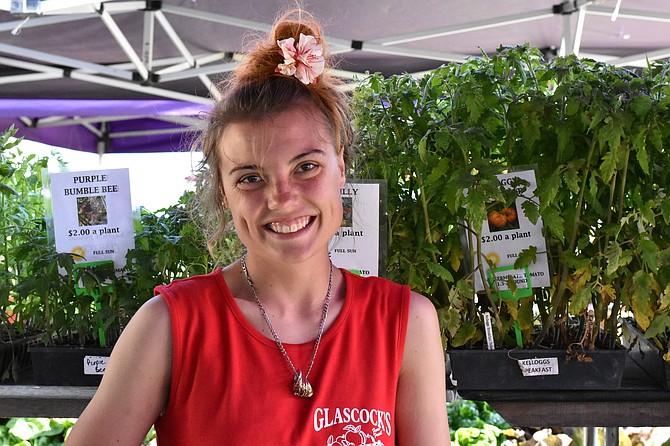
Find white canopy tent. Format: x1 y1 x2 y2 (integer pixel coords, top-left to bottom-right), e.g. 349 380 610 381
0 0 668 151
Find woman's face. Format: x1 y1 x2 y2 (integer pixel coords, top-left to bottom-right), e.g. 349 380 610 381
218 106 345 264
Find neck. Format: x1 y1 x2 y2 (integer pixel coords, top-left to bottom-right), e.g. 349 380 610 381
241 253 333 310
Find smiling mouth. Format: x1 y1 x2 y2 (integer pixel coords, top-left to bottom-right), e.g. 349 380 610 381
267 216 313 234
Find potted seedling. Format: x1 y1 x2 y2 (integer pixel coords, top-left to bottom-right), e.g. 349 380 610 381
0 127 51 383
20 188 235 385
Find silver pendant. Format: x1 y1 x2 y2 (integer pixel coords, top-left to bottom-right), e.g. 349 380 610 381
293 370 313 398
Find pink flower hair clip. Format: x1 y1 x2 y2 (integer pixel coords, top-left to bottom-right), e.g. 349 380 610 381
276 33 325 85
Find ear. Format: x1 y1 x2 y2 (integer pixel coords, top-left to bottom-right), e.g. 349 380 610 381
219 185 228 209
338 153 346 188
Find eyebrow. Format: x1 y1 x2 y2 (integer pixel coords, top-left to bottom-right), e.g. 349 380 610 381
226 148 326 176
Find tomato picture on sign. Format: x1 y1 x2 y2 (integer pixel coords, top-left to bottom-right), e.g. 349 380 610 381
487 202 520 232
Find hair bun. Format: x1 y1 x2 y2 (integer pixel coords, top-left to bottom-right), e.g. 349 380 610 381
235 9 328 84
272 11 324 46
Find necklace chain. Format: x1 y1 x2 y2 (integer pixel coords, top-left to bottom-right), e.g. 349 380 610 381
240 255 333 398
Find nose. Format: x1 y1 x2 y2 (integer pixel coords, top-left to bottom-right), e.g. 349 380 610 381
266 177 297 210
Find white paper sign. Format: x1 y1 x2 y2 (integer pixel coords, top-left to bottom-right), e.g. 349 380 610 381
473 169 551 293
329 181 381 277
83 355 109 375
49 168 134 270
517 357 559 376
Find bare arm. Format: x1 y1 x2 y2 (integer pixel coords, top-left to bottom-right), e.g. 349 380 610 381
396 291 451 445
65 295 172 445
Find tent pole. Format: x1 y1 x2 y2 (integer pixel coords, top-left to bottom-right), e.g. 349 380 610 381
98 9 149 81
573 7 586 56
561 13 574 56
142 10 155 72
97 122 108 160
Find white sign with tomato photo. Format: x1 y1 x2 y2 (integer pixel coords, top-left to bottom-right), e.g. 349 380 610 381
473 169 551 294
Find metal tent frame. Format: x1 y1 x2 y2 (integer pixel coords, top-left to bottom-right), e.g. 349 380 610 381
0 0 668 152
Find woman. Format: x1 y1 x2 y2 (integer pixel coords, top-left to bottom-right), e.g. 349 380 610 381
66 10 449 445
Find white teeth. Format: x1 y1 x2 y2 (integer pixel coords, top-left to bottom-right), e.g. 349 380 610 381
269 217 310 234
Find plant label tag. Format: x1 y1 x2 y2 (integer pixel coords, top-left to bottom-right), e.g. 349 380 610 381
483 312 495 350
83 355 109 375
517 357 559 377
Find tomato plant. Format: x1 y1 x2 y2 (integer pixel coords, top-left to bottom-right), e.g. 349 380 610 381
2 131 243 354
352 45 670 353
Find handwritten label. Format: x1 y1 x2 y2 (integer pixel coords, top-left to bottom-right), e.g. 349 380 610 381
83 355 109 375
517 357 559 377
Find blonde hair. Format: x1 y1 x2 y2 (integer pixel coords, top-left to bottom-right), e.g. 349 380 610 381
193 9 353 259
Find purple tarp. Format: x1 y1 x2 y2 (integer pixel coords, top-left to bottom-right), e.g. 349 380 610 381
0 99 211 153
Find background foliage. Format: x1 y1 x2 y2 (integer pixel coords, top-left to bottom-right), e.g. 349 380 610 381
1 126 242 360
352 45 670 353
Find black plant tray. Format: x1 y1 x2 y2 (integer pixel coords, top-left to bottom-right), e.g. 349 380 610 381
621 319 670 389
1 335 42 383
448 348 627 391
29 345 113 386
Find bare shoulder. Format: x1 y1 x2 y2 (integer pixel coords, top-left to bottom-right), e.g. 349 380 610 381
109 295 171 363
395 290 451 444
113 294 171 357
407 290 439 321
104 294 172 394
65 295 172 445
403 290 441 364
130 293 171 328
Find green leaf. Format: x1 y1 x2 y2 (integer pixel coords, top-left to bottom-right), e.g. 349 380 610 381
464 187 489 233
630 95 653 119
638 239 659 272
605 241 623 276
661 284 670 312
540 206 565 242
439 307 463 338
426 158 452 184
563 165 580 194
644 313 670 339
636 145 650 176
588 108 608 132
520 199 539 225
599 150 618 184
426 261 454 282
417 134 428 164
450 321 478 347
640 199 656 228
565 98 580 116
463 83 486 123
632 129 650 175
517 296 534 331
520 111 542 150
434 131 452 150
661 197 670 225
631 270 654 330
504 298 519 320
569 285 592 315
537 171 560 211
514 246 537 269
0 182 18 196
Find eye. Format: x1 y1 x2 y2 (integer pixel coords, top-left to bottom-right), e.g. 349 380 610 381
297 162 318 173
238 174 263 185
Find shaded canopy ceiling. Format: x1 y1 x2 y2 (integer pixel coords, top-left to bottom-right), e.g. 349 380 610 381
0 0 669 152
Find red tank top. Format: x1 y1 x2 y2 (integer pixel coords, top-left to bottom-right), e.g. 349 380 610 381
153 268 410 445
